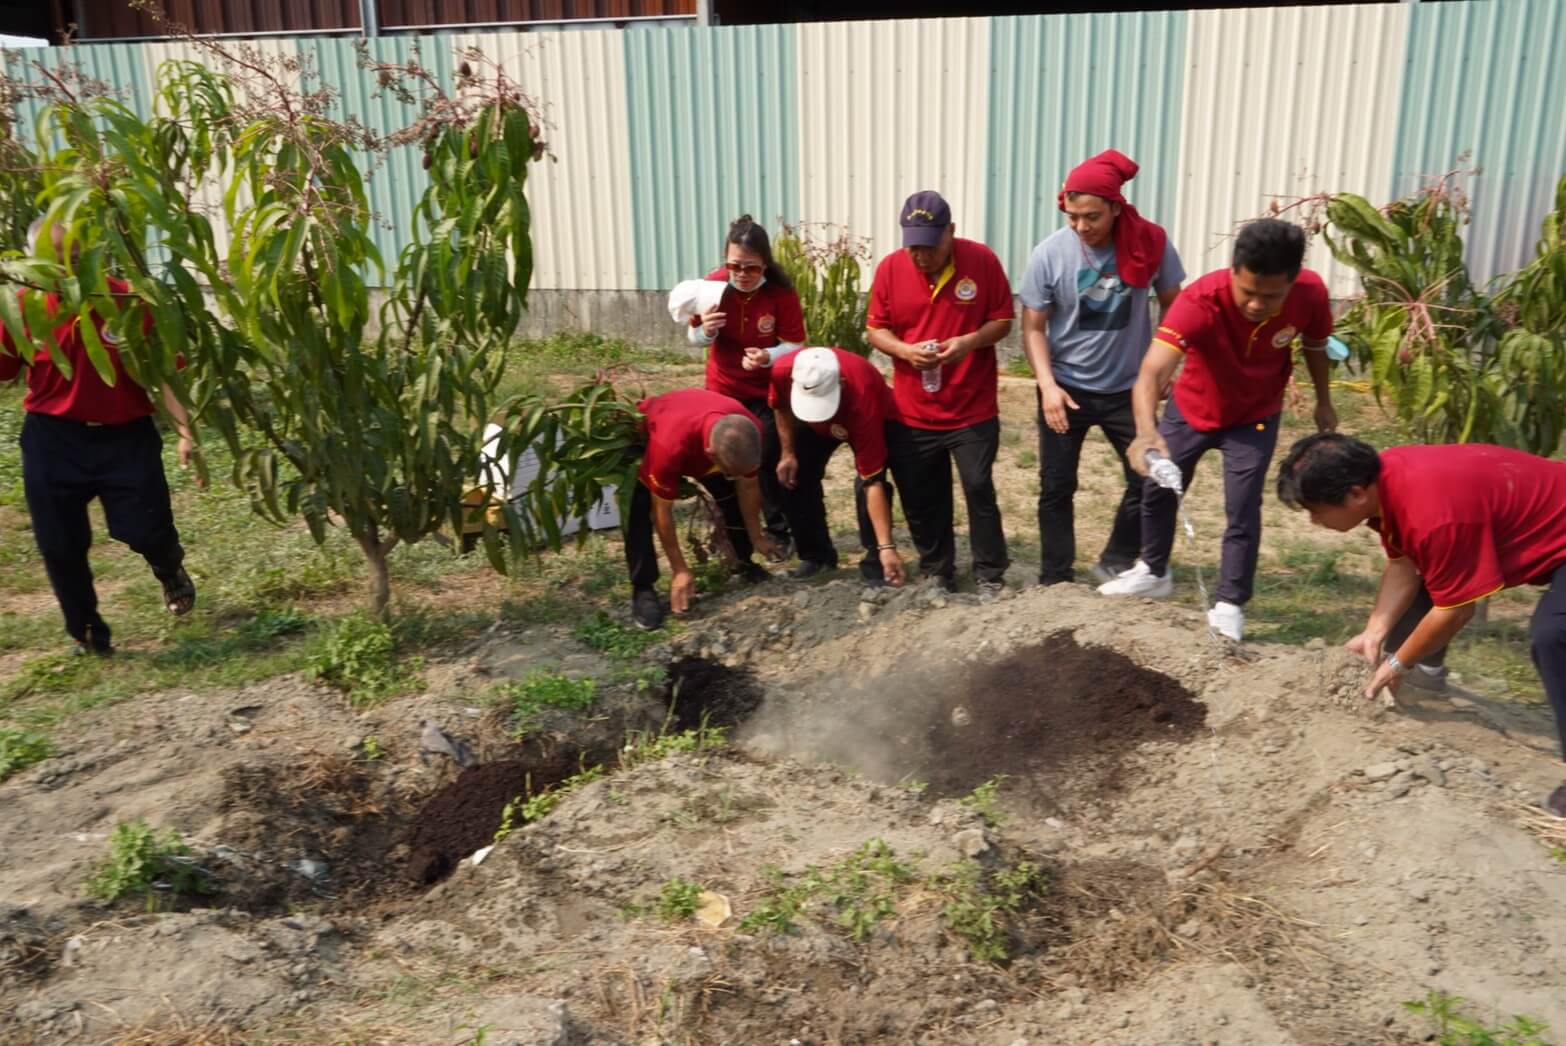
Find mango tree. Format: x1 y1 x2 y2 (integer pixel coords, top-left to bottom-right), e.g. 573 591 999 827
1323 171 1566 455
2 43 632 616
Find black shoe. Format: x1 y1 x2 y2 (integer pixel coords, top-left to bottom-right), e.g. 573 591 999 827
73 623 114 657
862 577 888 590
766 537 792 564
735 562 772 584
1038 573 1074 587
1547 783 1566 819
922 574 956 593
789 560 834 580
631 589 664 631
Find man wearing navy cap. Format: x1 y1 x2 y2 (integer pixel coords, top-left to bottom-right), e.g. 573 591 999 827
865 191 1015 600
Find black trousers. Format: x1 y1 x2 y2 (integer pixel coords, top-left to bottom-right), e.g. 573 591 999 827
1036 384 1142 583
624 473 754 591
1141 398 1280 606
775 424 891 581
1386 582 1449 669
20 413 185 643
888 418 1009 584
739 397 791 547
1530 564 1566 761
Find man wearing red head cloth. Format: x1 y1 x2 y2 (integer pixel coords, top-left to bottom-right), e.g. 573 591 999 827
1019 149 1185 588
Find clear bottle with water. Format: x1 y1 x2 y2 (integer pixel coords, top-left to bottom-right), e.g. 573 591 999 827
1145 449 1183 493
920 341 942 393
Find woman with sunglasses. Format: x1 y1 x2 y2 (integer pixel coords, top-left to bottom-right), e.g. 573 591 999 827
687 215 806 559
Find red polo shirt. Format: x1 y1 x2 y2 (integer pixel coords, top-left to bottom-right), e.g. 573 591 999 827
866 238 1014 431
768 348 897 480
636 389 760 501
0 279 158 425
1370 444 1566 610
1154 268 1333 432
700 267 806 403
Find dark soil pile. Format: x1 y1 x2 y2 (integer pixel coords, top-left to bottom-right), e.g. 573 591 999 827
667 657 765 730
921 632 1206 798
402 755 582 885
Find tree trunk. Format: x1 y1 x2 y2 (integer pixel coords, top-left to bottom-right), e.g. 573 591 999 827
358 527 396 620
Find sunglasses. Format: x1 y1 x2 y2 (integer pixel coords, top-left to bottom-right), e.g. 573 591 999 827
725 261 764 275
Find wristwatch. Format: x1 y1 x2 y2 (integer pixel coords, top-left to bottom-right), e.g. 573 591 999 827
1385 654 1409 675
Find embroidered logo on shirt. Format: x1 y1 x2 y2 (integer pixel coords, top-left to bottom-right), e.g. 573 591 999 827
830 424 849 440
1271 325 1298 349
954 278 978 302
757 314 776 335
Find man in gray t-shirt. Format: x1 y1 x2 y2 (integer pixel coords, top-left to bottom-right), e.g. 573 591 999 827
1019 151 1184 586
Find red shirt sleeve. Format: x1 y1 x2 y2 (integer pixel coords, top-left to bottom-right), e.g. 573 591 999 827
637 454 680 501
1412 522 1506 609
848 386 889 479
775 287 806 343
1154 291 1210 354
768 355 793 411
984 249 1015 321
866 256 894 330
1302 279 1333 341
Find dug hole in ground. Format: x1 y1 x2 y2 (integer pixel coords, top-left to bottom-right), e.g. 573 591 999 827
2 576 1564 1045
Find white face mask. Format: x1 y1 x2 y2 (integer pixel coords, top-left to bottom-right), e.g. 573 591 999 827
729 273 766 292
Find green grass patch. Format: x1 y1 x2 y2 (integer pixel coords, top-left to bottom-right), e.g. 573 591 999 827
87 819 213 909
310 613 422 708
739 838 918 940
1402 990 1550 1045
499 669 598 734
0 726 52 781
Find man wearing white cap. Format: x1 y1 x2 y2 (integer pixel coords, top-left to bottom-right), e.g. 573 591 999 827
767 347 907 587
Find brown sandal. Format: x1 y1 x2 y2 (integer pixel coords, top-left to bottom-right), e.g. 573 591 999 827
160 566 197 615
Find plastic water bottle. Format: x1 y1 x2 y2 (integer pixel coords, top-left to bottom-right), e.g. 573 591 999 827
1146 449 1183 493
920 341 942 393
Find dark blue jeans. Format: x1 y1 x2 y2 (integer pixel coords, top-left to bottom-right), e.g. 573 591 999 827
1140 398 1280 606
1530 563 1566 761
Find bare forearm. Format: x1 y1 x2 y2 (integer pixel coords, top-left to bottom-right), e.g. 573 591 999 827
160 386 193 436
1303 344 1332 402
652 499 688 576
1021 309 1057 389
775 405 798 457
964 318 1011 352
1392 604 1474 667
867 327 915 364
737 476 766 542
1366 558 1421 635
865 481 894 547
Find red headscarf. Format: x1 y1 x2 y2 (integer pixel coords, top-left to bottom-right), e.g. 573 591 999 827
1057 149 1167 289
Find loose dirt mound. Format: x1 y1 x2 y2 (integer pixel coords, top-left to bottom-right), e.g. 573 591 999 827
402 755 584 885
667 655 766 730
921 632 1206 796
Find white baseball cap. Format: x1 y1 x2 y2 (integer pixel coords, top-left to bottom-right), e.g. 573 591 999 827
666 279 728 324
790 347 841 423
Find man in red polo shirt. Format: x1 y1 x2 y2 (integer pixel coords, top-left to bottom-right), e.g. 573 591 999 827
1276 433 1566 818
865 191 1014 600
2 220 198 656
768 347 907 588
627 389 781 630
1100 218 1337 642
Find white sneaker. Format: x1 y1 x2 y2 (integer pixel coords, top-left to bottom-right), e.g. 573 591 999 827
1208 601 1244 641
1096 560 1173 598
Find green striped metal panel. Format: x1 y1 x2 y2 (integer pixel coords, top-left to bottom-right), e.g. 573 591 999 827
986 11 1187 285
1394 0 1566 280
623 25 798 291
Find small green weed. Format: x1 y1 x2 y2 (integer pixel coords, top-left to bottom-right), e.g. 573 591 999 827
501 670 598 734
492 797 521 846
0 727 53 781
575 611 663 659
1403 990 1551 1045
959 775 1009 828
934 858 1048 964
897 773 928 794
1002 355 1036 378
655 877 705 921
1550 846 1566 868
739 838 917 939
310 613 416 706
1016 449 1038 471
88 819 213 907
619 723 728 769
360 735 385 761
520 765 604 822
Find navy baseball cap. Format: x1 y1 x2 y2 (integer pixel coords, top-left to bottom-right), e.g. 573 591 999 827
900 190 951 247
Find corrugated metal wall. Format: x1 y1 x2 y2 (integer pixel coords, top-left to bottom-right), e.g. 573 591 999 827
1395 0 1566 282
8 1 1566 299
986 10 1187 287
795 18 990 282
623 25 798 292
1172 2 1408 296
